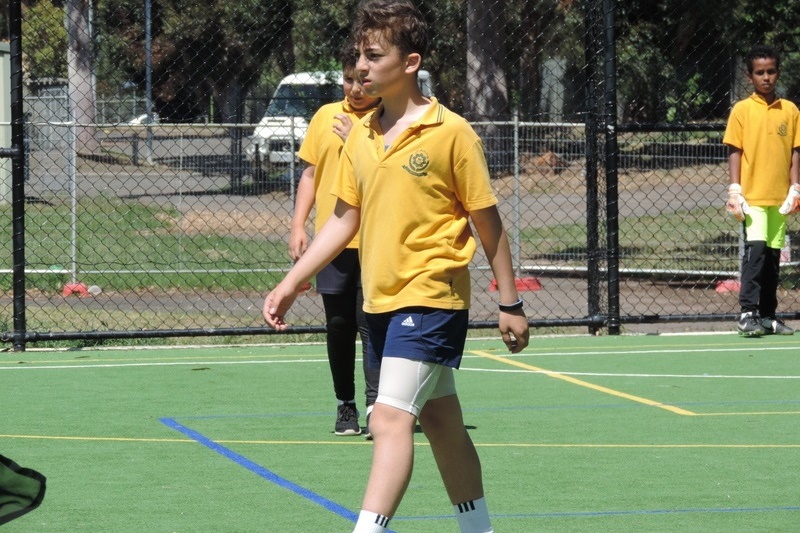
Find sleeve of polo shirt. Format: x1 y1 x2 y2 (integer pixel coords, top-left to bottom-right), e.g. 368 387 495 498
453 136 498 212
297 110 323 166
331 137 360 208
722 103 743 150
792 105 800 149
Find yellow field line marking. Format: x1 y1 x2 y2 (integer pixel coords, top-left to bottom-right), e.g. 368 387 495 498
1 434 797 448
692 411 800 417
472 350 697 416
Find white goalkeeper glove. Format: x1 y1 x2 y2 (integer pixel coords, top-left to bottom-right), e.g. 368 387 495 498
779 184 800 215
726 183 749 222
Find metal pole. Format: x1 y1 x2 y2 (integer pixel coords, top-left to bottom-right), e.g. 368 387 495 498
8 0 26 351
290 117 296 203
145 0 154 163
583 0 601 334
603 0 621 334
512 107 521 271
69 121 78 286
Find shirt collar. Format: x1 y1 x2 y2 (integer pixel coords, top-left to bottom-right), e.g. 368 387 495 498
365 96 443 130
343 98 380 117
749 92 781 107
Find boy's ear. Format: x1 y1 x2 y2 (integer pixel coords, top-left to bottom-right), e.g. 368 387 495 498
405 53 422 75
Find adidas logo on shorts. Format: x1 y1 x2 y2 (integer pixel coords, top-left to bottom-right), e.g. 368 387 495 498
401 316 415 327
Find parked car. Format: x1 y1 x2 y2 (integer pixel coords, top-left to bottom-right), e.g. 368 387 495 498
245 70 433 175
125 113 159 125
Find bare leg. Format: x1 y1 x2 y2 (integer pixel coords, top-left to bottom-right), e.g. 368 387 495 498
418 394 484 503
360 402 418 516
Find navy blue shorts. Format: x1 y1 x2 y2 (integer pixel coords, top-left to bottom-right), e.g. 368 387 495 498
365 307 469 369
315 248 361 295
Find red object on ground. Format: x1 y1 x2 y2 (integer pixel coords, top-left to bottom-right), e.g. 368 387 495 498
489 276 542 292
62 282 89 297
715 279 741 293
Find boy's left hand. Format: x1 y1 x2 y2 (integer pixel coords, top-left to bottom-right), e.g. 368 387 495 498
779 184 800 215
499 310 529 353
333 114 354 141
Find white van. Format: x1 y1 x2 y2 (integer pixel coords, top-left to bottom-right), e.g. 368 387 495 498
245 70 433 171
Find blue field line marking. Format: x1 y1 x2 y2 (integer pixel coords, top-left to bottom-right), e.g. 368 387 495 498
160 417 399 532
173 411 330 420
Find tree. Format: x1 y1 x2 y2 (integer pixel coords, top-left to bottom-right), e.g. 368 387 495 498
465 0 509 121
65 0 98 153
21 0 67 81
98 0 292 124
0 0 8 41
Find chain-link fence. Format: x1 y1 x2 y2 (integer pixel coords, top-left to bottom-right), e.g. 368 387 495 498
3 0 800 348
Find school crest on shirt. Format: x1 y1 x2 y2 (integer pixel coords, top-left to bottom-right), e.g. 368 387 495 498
778 122 788 136
403 150 430 177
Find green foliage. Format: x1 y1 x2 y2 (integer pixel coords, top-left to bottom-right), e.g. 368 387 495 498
665 72 712 122
292 0 356 70
0 0 8 41
17 0 800 124
21 1 67 80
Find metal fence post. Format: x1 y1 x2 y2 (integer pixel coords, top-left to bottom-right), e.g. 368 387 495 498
7 0 26 351
584 0 602 334
603 0 621 334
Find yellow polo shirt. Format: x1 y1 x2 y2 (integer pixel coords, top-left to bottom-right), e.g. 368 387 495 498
723 93 800 206
333 98 498 313
298 99 375 248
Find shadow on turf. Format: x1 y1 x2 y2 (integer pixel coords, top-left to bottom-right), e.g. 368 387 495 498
332 425 477 436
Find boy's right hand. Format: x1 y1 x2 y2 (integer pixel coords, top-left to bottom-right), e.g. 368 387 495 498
726 183 749 222
262 281 301 330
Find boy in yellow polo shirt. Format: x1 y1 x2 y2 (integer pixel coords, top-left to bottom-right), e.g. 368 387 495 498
724 44 800 337
291 44 381 437
263 1 529 531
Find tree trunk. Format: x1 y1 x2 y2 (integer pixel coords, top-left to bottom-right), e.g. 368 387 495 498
65 0 98 154
465 0 509 121
466 0 510 173
215 80 245 190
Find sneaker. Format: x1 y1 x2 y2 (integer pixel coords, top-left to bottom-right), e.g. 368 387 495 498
761 317 795 335
364 411 373 441
335 403 361 436
737 312 765 337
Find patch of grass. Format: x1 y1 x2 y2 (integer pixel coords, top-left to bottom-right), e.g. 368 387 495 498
1 196 289 294
522 206 740 271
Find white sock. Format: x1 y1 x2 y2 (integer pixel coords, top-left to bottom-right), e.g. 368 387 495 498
352 510 390 533
338 399 356 406
366 404 374 416
454 497 493 533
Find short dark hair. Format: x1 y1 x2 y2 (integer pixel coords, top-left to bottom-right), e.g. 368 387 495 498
339 40 359 71
352 0 428 59
745 45 780 74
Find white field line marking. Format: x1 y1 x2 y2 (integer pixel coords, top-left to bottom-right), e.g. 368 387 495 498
0 358 328 371
474 350 697 415
3 342 798 373
461 368 800 379
488 345 800 358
